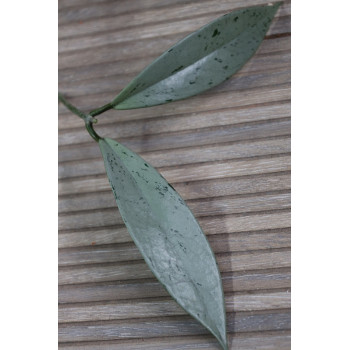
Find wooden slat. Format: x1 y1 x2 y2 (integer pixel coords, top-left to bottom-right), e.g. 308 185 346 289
59 192 290 231
59 0 290 39
59 290 290 323
59 155 291 195
59 2 289 53
58 0 291 348
58 331 291 350
58 249 291 285
58 268 291 303
59 228 291 266
59 54 290 98
58 310 291 342
59 172 291 214
59 137 290 179
58 86 291 147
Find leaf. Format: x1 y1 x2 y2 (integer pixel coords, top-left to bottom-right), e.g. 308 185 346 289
99 137 228 350
112 2 281 110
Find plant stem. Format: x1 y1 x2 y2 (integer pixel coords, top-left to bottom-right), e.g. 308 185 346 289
58 93 86 120
58 92 102 142
89 103 114 117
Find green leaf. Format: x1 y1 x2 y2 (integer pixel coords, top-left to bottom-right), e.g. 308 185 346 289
112 2 281 110
99 137 228 350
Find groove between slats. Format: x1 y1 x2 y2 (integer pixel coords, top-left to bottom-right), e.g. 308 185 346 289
58 310 291 342
58 84 291 141
59 55 290 99
59 0 290 39
59 173 290 215
58 226 291 266
58 49 290 90
58 290 290 323
59 33 290 72
58 330 290 350
59 137 290 180
59 8 289 53
58 207 291 241
58 248 291 285
59 154 291 196
58 190 290 231
58 267 290 303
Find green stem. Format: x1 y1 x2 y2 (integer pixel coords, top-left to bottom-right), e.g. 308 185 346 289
58 92 102 142
89 103 114 117
58 93 86 120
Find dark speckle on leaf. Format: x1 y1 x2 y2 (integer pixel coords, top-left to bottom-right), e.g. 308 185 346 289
234 16 238 22
166 99 173 102
212 28 220 37
171 65 184 74
189 81 195 84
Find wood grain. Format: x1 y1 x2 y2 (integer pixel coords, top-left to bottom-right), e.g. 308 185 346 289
58 0 291 348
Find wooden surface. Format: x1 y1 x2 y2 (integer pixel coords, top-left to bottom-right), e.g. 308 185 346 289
58 0 291 349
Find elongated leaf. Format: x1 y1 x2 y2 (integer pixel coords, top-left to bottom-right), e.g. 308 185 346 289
99 137 228 350
112 3 281 110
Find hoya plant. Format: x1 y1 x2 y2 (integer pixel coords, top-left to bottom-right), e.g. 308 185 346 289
59 3 281 349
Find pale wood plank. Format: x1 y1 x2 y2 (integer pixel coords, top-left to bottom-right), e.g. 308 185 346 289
59 154 290 195
59 32 290 72
58 249 291 285
59 107 290 152
58 209 290 249
58 269 291 303
58 85 291 140
58 311 291 342
59 172 290 214
59 0 193 25
59 0 290 39
58 10 289 53
58 331 291 350
59 55 290 98
59 137 290 179
59 228 290 266
58 46 290 88
58 192 290 231
59 291 290 323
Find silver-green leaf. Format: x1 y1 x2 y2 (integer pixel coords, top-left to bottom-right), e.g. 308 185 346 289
99 137 228 350
112 2 281 110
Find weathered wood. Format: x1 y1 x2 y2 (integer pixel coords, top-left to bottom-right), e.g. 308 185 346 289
59 154 291 195
59 137 290 179
59 172 291 214
58 192 290 231
58 310 291 342
58 331 291 350
59 55 290 98
59 0 290 39
59 33 290 75
58 85 291 146
59 290 290 323
59 228 291 266
58 5 289 53
58 268 291 303
58 249 291 285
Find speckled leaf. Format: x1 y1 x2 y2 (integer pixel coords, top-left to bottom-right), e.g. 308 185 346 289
99 137 228 350
112 3 280 110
